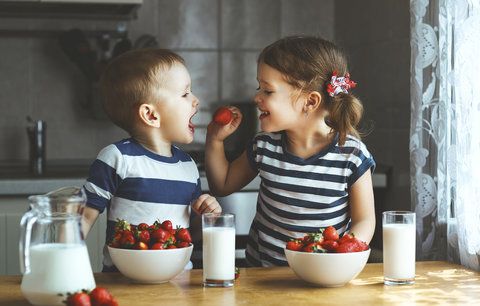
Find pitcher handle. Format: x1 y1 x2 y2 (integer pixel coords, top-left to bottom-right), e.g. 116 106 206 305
19 210 37 275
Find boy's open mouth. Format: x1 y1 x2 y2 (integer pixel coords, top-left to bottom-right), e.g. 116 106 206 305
259 110 270 120
188 113 196 133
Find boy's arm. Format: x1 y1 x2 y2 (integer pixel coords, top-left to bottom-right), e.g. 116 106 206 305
81 206 100 237
347 170 376 244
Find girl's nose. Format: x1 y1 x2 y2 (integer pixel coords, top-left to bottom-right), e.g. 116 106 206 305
253 93 261 105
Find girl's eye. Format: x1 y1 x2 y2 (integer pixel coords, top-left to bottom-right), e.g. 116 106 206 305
256 87 273 95
182 92 190 98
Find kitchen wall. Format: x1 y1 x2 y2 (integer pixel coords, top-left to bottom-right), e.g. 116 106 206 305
335 0 411 212
0 0 410 210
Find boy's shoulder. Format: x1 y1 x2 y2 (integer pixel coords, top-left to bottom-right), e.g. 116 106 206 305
171 145 195 163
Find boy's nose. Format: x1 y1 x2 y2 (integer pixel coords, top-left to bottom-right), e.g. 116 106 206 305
192 95 200 107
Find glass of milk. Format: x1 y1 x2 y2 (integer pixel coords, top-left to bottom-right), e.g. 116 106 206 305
202 213 235 287
382 211 416 285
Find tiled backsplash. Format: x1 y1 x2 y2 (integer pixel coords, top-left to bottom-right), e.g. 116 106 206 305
0 0 411 210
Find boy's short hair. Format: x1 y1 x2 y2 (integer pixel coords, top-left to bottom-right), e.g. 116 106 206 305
100 48 185 133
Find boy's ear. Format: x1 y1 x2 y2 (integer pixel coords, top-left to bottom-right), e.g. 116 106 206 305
138 103 160 127
304 91 322 112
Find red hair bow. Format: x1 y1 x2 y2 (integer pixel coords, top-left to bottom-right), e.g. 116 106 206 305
326 71 357 97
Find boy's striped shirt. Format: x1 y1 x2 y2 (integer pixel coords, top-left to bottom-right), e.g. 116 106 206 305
83 138 201 268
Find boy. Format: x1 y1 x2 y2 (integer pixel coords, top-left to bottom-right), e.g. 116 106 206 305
81 49 221 271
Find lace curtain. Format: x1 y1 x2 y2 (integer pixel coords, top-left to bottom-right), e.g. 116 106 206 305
410 0 480 271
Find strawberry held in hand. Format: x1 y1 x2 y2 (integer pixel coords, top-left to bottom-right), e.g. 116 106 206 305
213 106 233 125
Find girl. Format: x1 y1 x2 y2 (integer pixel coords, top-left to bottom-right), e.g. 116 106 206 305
205 36 376 267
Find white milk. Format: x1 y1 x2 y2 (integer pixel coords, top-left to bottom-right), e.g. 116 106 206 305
21 243 96 306
202 227 236 281
383 223 416 280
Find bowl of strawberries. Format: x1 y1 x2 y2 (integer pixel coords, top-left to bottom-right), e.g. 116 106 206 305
107 219 193 283
285 226 370 287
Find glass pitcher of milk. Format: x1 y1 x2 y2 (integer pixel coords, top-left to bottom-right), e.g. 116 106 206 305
19 187 96 306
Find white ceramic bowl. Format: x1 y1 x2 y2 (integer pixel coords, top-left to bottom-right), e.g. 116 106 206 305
108 245 193 283
285 248 371 287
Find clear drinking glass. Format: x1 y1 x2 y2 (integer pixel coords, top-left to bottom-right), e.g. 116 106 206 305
202 213 236 287
382 211 416 285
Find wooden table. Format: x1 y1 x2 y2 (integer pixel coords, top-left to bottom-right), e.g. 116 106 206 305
0 261 479 305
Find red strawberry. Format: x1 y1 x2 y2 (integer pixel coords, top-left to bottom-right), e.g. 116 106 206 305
150 242 166 250
104 299 119 306
336 241 357 253
167 244 177 249
286 239 303 251
338 233 355 244
161 220 173 232
322 226 339 241
175 228 192 243
213 107 233 125
320 239 339 252
66 292 91 306
137 222 149 231
135 229 150 244
352 238 369 252
151 228 168 243
120 231 135 249
89 287 112 306
176 241 190 248
135 241 149 250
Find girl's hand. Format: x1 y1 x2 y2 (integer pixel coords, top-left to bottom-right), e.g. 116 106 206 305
191 194 222 215
206 106 243 142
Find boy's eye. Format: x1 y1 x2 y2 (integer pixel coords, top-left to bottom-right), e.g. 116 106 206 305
182 92 190 98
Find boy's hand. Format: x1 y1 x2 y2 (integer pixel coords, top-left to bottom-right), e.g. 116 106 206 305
191 194 222 215
206 106 242 142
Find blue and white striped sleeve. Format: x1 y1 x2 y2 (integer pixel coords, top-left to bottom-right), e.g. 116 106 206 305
347 143 376 188
83 145 124 213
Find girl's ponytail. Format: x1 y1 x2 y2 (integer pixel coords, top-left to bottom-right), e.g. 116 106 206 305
327 93 363 146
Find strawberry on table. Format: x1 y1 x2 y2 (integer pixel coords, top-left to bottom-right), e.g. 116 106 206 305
66 292 91 306
89 287 112 306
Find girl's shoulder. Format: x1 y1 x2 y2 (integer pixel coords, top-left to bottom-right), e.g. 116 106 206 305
336 135 373 158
